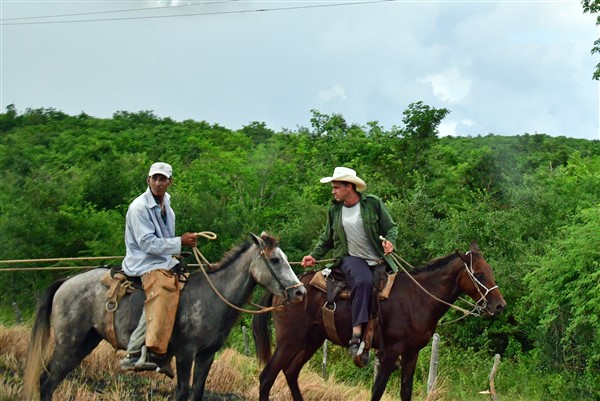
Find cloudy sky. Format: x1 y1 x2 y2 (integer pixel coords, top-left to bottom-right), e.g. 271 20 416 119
1 0 599 140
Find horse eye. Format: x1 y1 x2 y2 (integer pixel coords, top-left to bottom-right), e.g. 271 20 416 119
475 273 485 282
270 258 280 264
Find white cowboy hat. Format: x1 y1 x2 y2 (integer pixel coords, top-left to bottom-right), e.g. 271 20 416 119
320 167 367 192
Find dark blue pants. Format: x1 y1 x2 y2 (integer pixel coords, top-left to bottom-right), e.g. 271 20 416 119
341 256 373 327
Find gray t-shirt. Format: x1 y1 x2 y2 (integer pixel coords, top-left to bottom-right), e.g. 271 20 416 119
342 203 380 266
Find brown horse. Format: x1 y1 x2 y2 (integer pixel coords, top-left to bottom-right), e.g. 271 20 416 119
252 241 506 401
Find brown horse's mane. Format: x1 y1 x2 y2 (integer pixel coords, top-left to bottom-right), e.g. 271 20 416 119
411 253 458 274
411 249 481 274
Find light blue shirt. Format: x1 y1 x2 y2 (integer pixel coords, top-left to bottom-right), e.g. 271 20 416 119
122 187 181 276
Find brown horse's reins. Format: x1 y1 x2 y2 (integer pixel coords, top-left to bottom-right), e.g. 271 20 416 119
379 236 494 318
190 236 291 315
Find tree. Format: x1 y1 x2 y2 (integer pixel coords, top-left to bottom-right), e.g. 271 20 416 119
398 101 450 179
582 0 600 80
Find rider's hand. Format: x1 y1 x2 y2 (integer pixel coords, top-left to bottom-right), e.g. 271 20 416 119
301 255 316 268
382 240 394 255
181 232 198 247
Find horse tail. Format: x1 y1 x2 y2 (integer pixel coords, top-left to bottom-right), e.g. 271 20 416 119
251 292 274 366
22 278 66 400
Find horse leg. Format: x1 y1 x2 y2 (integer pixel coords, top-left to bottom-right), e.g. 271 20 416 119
399 350 419 401
258 343 302 401
282 339 323 401
174 353 194 401
40 330 102 401
370 352 400 401
189 351 216 401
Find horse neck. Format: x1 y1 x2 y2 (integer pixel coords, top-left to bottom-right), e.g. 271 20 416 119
410 256 464 317
195 246 258 308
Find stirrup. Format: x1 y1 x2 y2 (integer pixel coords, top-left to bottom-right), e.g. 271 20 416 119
348 335 369 368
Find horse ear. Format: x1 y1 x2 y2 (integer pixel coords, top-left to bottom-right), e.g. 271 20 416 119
250 232 266 250
470 241 479 253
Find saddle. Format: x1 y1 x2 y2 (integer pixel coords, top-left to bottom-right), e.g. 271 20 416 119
309 265 397 366
100 263 190 349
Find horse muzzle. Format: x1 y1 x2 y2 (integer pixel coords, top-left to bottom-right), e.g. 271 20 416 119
485 297 507 316
286 283 306 304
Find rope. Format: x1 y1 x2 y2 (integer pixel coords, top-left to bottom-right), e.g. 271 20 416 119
191 245 286 315
0 256 124 264
378 236 476 316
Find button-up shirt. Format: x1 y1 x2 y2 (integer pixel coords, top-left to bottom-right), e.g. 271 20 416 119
122 187 181 276
309 193 399 271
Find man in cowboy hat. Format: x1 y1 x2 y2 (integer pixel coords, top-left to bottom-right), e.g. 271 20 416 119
120 162 199 375
301 166 398 366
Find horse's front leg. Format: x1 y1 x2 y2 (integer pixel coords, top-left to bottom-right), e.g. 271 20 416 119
175 353 193 401
371 352 401 401
399 350 419 401
189 351 216 401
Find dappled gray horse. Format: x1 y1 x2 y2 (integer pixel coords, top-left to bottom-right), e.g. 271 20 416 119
23 232 306 401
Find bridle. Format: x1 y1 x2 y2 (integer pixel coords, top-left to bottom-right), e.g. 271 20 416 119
191 242 301 315
258 248 304 301
459 251 499 316
388 248 496 319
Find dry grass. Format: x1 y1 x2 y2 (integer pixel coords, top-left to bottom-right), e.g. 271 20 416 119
1 324 432 401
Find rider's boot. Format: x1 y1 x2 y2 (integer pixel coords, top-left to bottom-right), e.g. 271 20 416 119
348 334 370 368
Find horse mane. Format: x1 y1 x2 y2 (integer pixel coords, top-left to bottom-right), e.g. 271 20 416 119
196 233 280 274
411 249 482 275
412 252 459 274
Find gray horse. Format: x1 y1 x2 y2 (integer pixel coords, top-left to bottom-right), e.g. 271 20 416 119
23 232 306 401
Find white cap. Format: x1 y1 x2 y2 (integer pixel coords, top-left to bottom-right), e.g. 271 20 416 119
148 162 172 178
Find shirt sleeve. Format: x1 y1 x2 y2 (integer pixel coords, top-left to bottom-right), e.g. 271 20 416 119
377 198 398 248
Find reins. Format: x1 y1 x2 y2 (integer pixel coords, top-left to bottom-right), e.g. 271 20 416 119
190 234 287 315
380 236 495 320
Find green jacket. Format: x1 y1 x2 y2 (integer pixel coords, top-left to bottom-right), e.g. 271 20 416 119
310 193 399 272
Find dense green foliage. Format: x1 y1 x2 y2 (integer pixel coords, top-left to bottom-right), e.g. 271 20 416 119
1 104 598 399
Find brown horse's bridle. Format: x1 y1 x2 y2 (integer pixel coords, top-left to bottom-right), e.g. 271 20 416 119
459 251 499 316
387 247 496 319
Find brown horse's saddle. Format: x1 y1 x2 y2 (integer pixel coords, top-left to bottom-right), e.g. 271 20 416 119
308 266 397 301
308 265 397 366
100 265 190 349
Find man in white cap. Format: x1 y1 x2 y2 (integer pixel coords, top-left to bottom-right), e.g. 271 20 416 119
301 167 398 367
120 162 198 375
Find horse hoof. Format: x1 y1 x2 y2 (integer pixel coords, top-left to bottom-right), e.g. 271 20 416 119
353 350 370 368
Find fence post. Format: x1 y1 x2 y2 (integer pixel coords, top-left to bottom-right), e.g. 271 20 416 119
427 333 440 394
489 353 501 401
12 302 23 324
242 326 249 355
322 340 328 379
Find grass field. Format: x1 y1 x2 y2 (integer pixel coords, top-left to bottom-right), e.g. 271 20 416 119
1 325 414 401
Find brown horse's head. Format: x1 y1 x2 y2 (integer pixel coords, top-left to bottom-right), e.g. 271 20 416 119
456 241 506 316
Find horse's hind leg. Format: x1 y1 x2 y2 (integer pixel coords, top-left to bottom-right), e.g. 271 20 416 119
40 330 102 401
282 339 323 401
258 343 303 401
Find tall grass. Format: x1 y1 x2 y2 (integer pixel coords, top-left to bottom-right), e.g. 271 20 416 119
2 325 404 401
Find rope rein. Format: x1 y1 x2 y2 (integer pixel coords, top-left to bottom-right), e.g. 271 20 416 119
190 236 287 315
379 236 495 319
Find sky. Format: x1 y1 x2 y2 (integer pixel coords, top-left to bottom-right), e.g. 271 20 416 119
1 0 599 140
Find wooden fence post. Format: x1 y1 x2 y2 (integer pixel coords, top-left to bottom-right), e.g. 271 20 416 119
12 302 23 324
427 333 440 395
242 326 249 355
322 340 328 379
489 353 501 401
